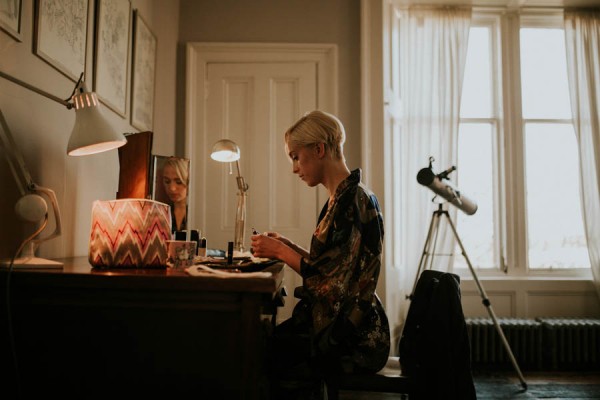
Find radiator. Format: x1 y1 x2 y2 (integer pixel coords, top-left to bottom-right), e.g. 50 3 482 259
465 317 600 371
537 318 600 370
466 318 543 370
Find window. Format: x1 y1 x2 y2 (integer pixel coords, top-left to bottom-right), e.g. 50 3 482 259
454 13 589 275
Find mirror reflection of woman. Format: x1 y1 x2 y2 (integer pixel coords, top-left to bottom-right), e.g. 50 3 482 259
162 157 189 233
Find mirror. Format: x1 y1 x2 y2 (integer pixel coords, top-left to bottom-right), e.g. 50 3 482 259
151 155 190 233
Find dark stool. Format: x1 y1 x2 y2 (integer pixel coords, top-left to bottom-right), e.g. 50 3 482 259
291 287 413 399
326 356 413 400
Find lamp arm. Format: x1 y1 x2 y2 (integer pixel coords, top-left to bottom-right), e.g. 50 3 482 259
235 160 249 193
0 109 33 197
30 185 62 246
232 160 248 252
0 70 72 109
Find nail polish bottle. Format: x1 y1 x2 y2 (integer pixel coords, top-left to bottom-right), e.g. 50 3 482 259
227 241 234 264
198 237 207 257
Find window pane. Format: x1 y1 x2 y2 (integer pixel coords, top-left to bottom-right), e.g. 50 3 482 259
461 27 492 118
455 123 495 269
520 28 571 119
525 123 589 269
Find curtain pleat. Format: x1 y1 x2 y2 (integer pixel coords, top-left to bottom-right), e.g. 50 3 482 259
564 10 600 301
400 8 471 296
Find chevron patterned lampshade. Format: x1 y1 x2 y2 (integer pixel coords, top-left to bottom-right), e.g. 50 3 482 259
88 199 172 268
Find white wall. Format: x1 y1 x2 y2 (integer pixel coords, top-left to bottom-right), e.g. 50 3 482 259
0 0 180 259
176 0 362 168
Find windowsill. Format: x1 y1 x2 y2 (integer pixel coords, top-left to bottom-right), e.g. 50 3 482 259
460 275 593 282
454 268 594 282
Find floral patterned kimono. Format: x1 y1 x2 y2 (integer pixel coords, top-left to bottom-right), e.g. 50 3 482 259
295 168 390 373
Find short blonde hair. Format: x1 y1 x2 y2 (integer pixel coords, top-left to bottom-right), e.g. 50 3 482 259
164 157 189 187
284 110 346 160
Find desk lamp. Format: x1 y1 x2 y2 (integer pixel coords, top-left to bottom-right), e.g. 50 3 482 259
210 139 249 252
0 72 126 268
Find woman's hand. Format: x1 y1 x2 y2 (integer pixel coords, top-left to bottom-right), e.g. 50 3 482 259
263 231 291 247
251 231 305 275
251 233 283 259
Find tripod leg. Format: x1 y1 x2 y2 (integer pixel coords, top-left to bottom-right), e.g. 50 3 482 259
407 210 440 299
427 209 444 271
444 213 528 390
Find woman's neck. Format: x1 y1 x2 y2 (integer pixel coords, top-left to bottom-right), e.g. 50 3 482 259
323 161 351 199
173 199 186 209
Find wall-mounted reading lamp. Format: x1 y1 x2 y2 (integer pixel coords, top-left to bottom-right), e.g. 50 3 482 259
0 71 127 268
210 139 249 252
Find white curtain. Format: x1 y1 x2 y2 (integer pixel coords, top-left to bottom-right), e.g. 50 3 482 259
564 10 600 300
399 8 471 295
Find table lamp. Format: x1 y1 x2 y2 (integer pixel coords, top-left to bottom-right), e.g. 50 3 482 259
0 72 126 269
210 139 249 252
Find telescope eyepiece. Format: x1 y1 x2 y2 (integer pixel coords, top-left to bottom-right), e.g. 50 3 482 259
437 166 456 180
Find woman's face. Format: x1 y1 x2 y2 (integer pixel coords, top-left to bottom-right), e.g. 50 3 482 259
162 164 187 204
286 142 323 187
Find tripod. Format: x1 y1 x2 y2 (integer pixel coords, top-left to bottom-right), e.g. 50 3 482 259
408 203 528 390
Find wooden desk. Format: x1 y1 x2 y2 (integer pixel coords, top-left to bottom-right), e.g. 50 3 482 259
0 257 285 399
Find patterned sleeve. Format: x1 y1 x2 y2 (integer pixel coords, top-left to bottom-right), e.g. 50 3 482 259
300 186 383 336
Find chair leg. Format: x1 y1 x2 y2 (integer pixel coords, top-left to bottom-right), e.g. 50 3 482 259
325 376 340 400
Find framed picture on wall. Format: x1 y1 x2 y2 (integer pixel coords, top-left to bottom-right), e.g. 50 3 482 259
131 10 156 132
34 0 89 81
0 0 23 41
94 0 131 117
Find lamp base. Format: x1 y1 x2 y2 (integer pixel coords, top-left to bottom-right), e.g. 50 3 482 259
1 256 63 269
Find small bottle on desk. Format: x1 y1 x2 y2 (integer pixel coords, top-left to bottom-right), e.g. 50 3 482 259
198 237 207 257
227 241 234 264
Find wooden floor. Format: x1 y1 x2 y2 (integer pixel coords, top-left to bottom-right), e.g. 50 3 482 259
338 370 600 399
512 370 600 385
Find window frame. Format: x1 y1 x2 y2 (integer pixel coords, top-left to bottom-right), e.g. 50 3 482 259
454 10 592 280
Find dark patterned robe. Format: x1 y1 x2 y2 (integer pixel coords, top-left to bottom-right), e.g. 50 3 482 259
298 168 390 373
170 204 187 234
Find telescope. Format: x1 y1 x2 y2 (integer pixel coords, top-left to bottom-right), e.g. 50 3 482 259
412 157 527 389
416 157 478 215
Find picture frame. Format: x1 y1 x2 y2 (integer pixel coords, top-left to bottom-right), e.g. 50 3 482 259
131 10 156 132
34 0 89 81
0 0 23 41
94 0 131 117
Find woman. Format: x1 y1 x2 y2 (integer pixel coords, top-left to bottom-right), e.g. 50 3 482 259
162 157 189 233
251 111 390 399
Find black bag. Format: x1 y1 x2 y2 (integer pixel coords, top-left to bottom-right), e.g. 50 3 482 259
398 270 476 400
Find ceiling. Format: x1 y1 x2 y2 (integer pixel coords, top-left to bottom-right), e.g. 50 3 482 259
397 0 600 7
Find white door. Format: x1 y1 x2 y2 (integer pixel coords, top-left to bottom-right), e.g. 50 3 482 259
186 43 337 322
205 62 317 321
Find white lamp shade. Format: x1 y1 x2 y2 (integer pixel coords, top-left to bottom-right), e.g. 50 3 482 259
67 89 126 156
210 139 240 162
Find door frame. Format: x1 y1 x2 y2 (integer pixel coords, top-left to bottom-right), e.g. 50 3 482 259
185 42 338 229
